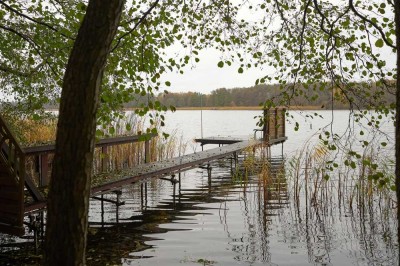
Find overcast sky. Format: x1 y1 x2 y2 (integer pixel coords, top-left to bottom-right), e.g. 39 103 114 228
162 48 268 94
162 46 396 95
160 0 396 95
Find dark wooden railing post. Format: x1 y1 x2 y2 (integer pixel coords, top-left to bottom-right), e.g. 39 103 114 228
39 154 49 187
281 108 286 138
101 146 108 172
274 108 278 140
0 114 26 235
263 108 269 142
144 140 150 163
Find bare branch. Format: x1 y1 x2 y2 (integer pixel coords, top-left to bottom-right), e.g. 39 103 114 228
297 0 312 73
272 0 293 37
111 0 161 52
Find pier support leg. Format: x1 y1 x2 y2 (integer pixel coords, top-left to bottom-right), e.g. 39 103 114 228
28 215 41 254
114 190 123 223
141 183 144 209
178 172 181 193
233 152 238 169
172 181 176 208
101 194 105 226
40 212 44 241
145 183 148 207
207 164 212 186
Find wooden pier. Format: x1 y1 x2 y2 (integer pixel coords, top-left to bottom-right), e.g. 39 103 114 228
0 107 287 236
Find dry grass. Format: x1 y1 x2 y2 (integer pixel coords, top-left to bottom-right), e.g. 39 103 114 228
13 113 187 187
287 139 395 214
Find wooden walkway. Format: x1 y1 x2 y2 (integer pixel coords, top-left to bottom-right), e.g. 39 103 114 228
91 139 261 195
0 107 287 236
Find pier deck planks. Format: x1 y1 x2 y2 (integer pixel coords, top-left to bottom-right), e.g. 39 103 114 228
91 139 262 195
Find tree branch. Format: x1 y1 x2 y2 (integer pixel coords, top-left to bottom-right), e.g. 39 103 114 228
0 25 58 77
0 62 44 77
0 0 73 40
111 0 161 52
348 0 395 49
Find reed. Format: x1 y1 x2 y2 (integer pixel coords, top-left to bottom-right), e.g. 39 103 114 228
286 137 395 216
10 112 187 187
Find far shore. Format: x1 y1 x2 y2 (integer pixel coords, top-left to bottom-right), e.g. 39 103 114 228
45 105 331 112
124 105 326 111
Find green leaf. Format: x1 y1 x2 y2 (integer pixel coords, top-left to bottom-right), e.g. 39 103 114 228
217 61 224 68
375 39 384 48
238 67 244 74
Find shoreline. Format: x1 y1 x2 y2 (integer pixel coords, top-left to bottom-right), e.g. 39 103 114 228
45 105 336 112
124 105 326 111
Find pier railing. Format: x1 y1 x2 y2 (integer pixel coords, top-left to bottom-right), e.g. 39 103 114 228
0 112 157 236
0 114 25 235
254 107 286 144
23 133 157 187
264 107 286 142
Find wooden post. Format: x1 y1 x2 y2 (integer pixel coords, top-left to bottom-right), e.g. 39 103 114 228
145 140 150 163
101 146 108 172
263 108 268 142
207 164 212 186
281 108 286 138
178 172 181 193
172 182 176 208
39 154 49 187
140 183 144 209
101 194 104 226
275 108 278 140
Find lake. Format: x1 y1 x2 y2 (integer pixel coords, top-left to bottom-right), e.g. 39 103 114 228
85 110 397 265
0 109 397 265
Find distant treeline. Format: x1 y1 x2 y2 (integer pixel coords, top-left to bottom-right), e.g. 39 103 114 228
125 81 395 109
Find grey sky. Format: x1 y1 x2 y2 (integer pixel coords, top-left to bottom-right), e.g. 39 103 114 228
162 48 270 94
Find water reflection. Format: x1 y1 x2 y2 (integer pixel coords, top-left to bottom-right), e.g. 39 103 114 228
0 153 397 265
85 156 289 265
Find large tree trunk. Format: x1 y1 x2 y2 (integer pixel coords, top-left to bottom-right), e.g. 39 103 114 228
44 1 124 265
395 0 400 260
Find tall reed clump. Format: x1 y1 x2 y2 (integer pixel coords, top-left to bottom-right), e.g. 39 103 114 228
5 110 187 188
93 112 189 176
232 143 287 205
2 112 58 145
287 137 396 216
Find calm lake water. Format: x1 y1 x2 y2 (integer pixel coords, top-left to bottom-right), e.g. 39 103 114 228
0 110 397 265
86 110 397 265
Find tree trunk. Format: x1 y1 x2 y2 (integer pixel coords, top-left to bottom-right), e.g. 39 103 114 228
395 0 400 261
44 1 124 265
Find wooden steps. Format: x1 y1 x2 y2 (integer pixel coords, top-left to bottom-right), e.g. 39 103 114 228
0 162 24 236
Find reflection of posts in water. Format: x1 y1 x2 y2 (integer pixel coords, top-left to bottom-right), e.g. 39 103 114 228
222 155 287 263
